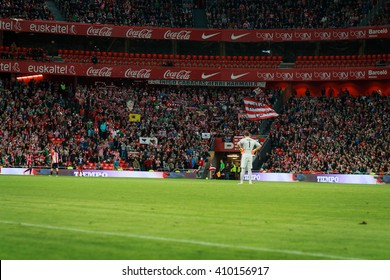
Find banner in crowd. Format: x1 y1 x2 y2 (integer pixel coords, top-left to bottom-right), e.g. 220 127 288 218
243 98 279 120
126 100 134 111
1 60 389 82
129 113 141 122
139 137 158 145
1 19 389 42
201 133 211 139
148 80 267 87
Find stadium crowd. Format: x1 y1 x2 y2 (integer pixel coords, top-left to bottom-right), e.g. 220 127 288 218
371 0 390 26
0 0 53 20
48 0 380 29
0 0 386 29
0 78 280 171
263 90 389 175
54 0 193 27
1 76 388 175
207 0 374 29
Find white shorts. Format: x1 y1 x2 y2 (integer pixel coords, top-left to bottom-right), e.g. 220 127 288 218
240 154 253 169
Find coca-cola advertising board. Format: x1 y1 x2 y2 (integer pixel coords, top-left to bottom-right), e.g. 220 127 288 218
1 18 389 42
1 60 389 81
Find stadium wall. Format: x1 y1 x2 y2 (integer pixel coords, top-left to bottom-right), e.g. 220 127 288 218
1 168 387 184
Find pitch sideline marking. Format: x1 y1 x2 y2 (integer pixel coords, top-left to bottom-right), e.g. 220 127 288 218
0 220 359 260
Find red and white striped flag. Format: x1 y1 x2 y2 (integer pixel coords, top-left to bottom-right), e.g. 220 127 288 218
243 98 279 121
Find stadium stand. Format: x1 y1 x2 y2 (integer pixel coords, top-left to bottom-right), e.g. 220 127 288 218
263 91 389 174
0 45 49 61
54 0 193 27
0 0 53 20
0 77 281 172
294 54 390 68
58 50 282 68
0 1 389 177
370 0 390 26
49 0 376 29
206 0 374 29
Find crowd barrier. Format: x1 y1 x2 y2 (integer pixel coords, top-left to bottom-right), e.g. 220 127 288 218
0 168 197 179
0 168 388 184
244 173 388 184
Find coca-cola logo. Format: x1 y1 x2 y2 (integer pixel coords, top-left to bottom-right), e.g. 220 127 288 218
125 68 151 78
257 72 275 80
164 30 191 40
86 66 113 77
163 70 191 80
126 28 153 39
86 26 113 36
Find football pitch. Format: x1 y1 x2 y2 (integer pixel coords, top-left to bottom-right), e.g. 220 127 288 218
0 176 389 260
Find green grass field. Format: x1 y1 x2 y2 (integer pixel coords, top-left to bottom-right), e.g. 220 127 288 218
0 176 389 260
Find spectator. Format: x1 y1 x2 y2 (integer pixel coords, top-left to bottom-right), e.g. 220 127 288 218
264 93 389 175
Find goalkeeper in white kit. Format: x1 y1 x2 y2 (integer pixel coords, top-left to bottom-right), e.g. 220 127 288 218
237 131 261 184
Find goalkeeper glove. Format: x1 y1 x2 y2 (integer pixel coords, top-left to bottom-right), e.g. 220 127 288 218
240 148 244 154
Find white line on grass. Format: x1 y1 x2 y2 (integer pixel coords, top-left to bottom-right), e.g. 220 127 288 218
0 220 360 260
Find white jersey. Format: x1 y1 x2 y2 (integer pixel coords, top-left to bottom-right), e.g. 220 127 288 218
238 137 260 155
238 137 260 169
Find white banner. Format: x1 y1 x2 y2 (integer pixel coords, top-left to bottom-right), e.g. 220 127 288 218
126 100 134 111
202 133 211 139
1 260 390 280
139 137 158 145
